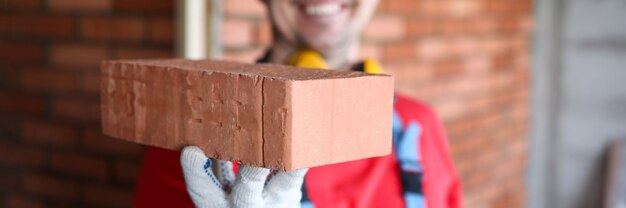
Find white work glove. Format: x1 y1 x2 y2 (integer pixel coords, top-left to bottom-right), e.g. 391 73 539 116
180 146 308 208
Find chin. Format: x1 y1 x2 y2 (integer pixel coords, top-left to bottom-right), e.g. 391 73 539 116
299 28 347 49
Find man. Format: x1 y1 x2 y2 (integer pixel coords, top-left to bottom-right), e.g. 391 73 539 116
133 0 461 207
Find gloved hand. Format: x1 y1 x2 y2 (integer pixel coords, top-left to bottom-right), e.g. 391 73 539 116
180 146 308 208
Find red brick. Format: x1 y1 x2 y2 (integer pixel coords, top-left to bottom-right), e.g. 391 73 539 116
450 107 504 138
83 185 133 207
495 16 518 34
81 72 101 94
492 151 525 179
515 1 532 13
447 116 482 140
358 44 382 60
0 14 74 38
0 67 19 87
492 51 514 71
0 41 44 64
0 118 20 139
6 195 44 208
462 163 494 193
436 99 469 121
222 19 254 48
468 16 497 35
21 121 76 147
49 0 111 11
449 0 484 17
488 0 518 14
256 21 272 46
224 0 266 17
440 78 479 102
0 172 19 192
475 146 501 170
437 18 467 35
418 0 450 16
22 173 79 200
3 0 41 9
507 138 528 160
415 38 449 61
101 59 393 171
466 92 496 114
113 47 172 59
444 75 491 99
450 37 481 56
404 82 442 103
50 152 108 180
488 72 517 94
434 60 462 78
82 128 143 156
0 141 44 167
80 17 145 42
381 0 419 14
363 16 405 42
51 98 100 122
483 37 509 54
114 161 140 184
384 62 433 85
382 42 415 62
512 36 530 55
463 193 482 208
50 44 109 68
113 0 172 12
451 136 490 159
20 69 79 92
148 18 173 43
0 91 45 116
406 18 434 37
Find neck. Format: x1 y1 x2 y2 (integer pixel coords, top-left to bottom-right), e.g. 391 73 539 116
268 37 360 70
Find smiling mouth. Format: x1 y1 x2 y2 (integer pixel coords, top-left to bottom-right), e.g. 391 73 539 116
293 0 355 16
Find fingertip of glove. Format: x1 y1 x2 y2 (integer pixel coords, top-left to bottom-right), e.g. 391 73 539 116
182 146 203 154
180 146 208 167
182 146 206 158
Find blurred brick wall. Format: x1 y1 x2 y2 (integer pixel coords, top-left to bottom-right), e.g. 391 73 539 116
0 0 172 207
221 0 532 207
0 0 531 207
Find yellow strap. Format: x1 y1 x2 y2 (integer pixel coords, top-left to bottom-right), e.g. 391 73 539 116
362 58 384 74
287 50 384 74
286 50 328 69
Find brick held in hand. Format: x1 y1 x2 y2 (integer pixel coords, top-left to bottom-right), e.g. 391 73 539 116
101 59 394 171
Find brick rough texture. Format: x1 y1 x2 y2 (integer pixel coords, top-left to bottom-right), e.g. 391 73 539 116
0 0 530 207
101 59 393 171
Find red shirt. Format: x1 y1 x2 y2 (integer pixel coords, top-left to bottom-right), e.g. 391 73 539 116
132 94 461 208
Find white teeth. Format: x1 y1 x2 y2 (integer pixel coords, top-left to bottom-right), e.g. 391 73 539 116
305 3 341 16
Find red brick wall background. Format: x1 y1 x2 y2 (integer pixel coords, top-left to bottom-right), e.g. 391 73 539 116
0 0 172 207
0 0 531 207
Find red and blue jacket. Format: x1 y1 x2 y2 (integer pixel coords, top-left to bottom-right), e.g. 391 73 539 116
133 94 462 208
